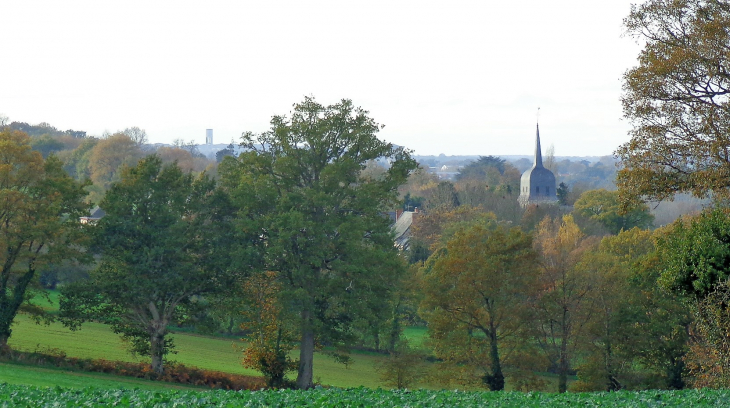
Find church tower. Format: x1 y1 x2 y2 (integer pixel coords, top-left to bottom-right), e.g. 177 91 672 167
518 124 557 207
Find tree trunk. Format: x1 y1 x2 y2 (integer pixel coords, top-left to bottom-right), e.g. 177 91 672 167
483 326 504 391
0 333 9 354
559 309 569 393
389 303 401 353
147 302 169 376
604 321 621 391
666 355 685 390
0 314 14 353
0 265 35 354
150 329 166 375
296 310 315 389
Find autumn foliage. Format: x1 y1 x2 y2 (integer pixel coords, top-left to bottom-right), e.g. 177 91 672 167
240 271 298 388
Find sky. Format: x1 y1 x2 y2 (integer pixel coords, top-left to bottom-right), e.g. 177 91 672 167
1 1 643 157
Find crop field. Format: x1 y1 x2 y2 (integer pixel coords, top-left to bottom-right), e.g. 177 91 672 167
1 384 729 408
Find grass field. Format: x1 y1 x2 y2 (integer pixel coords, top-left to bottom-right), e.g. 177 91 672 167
7 314 387 388
11 293 567 391
0 362 204 391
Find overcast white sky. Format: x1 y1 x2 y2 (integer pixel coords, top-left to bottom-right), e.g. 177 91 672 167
1 1 642 156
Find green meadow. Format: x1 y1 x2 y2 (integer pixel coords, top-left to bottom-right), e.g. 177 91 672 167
0 362 204 391
6 313 388 388
5 291 569 391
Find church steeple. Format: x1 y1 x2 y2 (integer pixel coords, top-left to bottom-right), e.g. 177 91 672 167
534 124 543 168
519 120 557 208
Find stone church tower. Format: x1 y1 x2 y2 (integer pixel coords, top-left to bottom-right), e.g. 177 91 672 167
518 124 557 207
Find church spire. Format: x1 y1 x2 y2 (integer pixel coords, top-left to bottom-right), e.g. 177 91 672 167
534 123 543 168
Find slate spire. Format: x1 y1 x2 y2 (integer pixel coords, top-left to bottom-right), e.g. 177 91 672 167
534 123 543 168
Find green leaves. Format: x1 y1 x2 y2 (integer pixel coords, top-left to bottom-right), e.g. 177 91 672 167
573 189 654 235
0 129 89 346
1 383 730 407
221 97 418 388
60 156 232 373
657 208 730 298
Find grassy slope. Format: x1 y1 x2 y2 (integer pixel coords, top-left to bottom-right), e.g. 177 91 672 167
0 362 205 391
7 314 385 388
14 293 563 390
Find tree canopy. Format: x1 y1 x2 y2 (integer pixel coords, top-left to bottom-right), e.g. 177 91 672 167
420 223 538 390
0 129 88 348
60 156 232 374
617 0 730 203
573 189 654 235
219 97 418 389
657 208 730 299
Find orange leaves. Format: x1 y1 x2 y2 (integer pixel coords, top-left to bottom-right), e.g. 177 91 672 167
239 272 298 387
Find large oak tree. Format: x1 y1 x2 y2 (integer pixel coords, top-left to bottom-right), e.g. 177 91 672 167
219 97 417 389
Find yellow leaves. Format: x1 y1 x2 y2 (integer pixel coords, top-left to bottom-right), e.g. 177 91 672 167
239 271 298 384
619 0 730 203
534 214 589 264
420 223 539 385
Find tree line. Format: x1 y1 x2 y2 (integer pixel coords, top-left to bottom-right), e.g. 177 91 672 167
3 0 730 392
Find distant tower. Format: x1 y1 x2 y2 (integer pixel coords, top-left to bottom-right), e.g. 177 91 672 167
206 129 213 145
518 124 558 207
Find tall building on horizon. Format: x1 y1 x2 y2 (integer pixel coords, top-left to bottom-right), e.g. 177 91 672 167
518 124 558 207
206 129 213 145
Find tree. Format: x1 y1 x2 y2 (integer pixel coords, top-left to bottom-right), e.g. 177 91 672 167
410 206 494 252
60 156 232 374
617 0 730 204
375 340 426 389
122 126 148 146
62 138 98 181
556 182 569 206
30 135 65 158
216 142 237 163
156 146 195 173
420 223 539 390
88 133 142 191
426 181 460 210
573 228 689 391
455 156 506 182
0 129 88 349
655 207 730 385
532 215 597 393
655 208 730 386
219 97 417 389
544 144 557 175
573 189 654 235
615 229 690 390
657 208 730 298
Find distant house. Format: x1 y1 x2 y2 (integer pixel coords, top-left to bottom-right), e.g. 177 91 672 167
80 206 105 224
392 209 420 249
